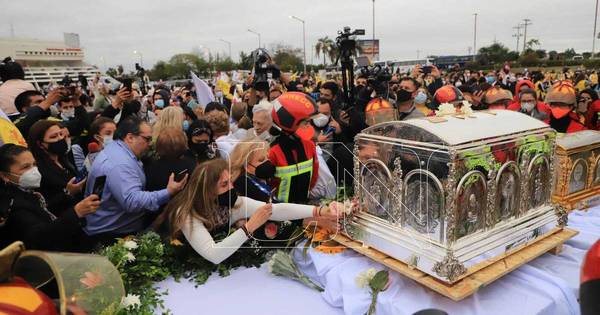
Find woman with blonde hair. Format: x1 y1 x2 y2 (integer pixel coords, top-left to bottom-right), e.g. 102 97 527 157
166 158 341 264
152 106 184 141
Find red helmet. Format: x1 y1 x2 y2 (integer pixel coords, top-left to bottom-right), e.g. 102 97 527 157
271 92 317 133
431 85 465 109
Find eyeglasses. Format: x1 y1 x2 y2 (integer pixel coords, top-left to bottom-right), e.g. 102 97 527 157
580 97 592 102
136 134 152 143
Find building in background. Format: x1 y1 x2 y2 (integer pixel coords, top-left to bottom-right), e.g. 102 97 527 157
0 33 100 89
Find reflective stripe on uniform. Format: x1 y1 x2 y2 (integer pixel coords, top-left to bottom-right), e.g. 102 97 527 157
275 158 313 202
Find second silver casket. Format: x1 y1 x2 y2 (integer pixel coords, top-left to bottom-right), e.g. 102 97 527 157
347 110 566 284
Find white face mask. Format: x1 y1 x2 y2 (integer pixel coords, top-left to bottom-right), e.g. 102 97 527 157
61 108 75 120
312 113 330 128
14 167 42 189
254 129 271 141
102 135 113 146
521 101 536 112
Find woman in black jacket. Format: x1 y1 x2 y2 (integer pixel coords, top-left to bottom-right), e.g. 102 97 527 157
27 120 86 216
144 127 196 232
0 144 100 252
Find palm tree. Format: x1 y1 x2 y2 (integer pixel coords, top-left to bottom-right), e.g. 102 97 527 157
315 37 335 66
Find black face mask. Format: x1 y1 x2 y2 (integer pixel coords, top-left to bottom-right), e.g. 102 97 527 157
253 160 276 180
46 138 69 156
396 89 413 103
191 142 209 155
217 188 238 207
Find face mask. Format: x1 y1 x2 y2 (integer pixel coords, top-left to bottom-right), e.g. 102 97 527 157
103 135 113 146
61 109 75 120
312 114 330 128
254 129 271 141
155 99 165 108
521 102 536 112
217 188 238 207
191 142 211 159
215 91 223 98
454 81 463 87
183 120 190 131
486 76 496 84
46 138 69 155
396 89 413 103
414 91 427 104
551 107 572 119
253 160 276 180
14 167 42 189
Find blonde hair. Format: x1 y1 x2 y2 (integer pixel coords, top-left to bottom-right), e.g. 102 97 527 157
153 106 184 140
166 159 229 236
228 137 269 180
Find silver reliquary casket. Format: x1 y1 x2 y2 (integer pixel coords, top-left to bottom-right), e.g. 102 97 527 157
347 110 566 284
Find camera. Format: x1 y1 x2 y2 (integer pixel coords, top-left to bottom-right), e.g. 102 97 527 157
251 48 280 92
334 27 366 110
359 65 392 96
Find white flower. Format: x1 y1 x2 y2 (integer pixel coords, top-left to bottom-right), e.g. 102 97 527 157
123 240 138 250
435 103 456 117
355 268 378 288
121 294 141 309
461 101 474 116
124 252 136 263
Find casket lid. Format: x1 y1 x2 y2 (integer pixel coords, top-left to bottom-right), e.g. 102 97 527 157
556 130 600 150
361 110 550 146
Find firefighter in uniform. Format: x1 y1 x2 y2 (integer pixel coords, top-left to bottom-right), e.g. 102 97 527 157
269 92 319 204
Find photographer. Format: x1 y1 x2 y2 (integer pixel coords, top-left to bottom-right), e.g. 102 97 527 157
411 64 444 97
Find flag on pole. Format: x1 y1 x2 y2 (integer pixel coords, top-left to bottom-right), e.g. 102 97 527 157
191 71 214 108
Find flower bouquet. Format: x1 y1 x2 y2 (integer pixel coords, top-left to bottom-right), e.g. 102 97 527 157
268 250 324 292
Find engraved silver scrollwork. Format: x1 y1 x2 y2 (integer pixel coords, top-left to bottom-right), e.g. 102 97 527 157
391 157 403 225
518 152 532 217
353 144 361 200
445 148 458 244
555 205 568 227
433 251 467 282
485 165 498 229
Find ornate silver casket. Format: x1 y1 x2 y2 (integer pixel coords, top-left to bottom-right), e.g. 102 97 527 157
347 110 566 283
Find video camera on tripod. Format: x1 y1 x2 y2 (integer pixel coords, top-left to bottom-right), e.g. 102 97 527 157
251 48 280 93
334 27 365 110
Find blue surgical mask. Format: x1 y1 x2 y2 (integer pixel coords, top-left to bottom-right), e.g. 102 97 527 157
486 76 496 84
155 99 165 108
183 120 190 131
414 91 427 104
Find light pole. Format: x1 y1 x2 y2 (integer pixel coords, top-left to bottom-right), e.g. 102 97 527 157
594 0 599 58
473 13 478 61
289 15 306 73
513 25 522 54
219 39 232 59
247 29 261 48
133 50 143 67
522 18 532 52
372 0 376 60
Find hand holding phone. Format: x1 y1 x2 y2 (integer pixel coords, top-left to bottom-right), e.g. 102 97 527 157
92 175 107 199
174 169 188 182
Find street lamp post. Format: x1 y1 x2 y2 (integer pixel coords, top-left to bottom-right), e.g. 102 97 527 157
473 13 478 61
372 0 376 61
219 39 232 59
289 15 306 73
133 50 143 67
247 29 261 48
594 0 599 59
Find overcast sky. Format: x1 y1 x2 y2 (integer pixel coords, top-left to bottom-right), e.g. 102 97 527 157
1 0 598 71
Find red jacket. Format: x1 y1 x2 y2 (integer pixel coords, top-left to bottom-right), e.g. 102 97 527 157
586 100 600 130
549 112 587 133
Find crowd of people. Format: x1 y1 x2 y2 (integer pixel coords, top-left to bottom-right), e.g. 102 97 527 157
0 54 598 264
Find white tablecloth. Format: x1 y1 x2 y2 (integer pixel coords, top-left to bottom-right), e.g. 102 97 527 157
157 207 600 315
